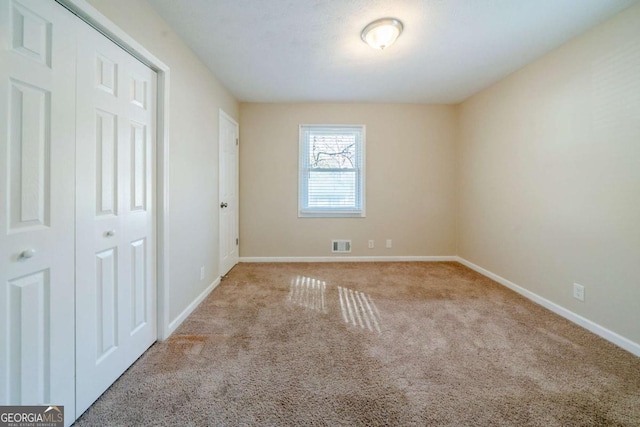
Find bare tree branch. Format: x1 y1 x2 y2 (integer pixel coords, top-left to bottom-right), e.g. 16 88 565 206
312 143 355 168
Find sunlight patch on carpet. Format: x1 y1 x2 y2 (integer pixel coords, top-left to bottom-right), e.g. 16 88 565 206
288 275 327 313
338 286 382 333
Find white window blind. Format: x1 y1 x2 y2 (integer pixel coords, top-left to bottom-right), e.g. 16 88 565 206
299 125 365 217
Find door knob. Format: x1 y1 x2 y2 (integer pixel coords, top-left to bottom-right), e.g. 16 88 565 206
220 202 228 208
105 230 116 237
19 249 36 260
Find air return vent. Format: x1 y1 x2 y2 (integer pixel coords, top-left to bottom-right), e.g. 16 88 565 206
332 240 352 253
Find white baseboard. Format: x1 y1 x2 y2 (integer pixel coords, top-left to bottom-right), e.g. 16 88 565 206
240 256 458 263
456 257 640 357
166 277 221 337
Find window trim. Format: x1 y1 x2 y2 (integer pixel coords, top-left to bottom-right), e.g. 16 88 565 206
298 124 366 218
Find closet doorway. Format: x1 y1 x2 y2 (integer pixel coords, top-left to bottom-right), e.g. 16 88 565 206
0 1 170 424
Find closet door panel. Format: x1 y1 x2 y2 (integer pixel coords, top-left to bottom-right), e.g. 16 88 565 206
75 18 157 418
0 0 77 420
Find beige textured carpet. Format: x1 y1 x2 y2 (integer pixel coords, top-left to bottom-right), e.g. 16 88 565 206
74 262 640 426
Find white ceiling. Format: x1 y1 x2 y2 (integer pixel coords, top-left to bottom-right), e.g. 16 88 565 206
146 0 637 104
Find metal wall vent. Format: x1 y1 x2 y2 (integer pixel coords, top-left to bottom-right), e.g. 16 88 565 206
332 240 352 253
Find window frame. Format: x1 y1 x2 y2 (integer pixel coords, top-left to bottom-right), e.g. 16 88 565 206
298 124 366 218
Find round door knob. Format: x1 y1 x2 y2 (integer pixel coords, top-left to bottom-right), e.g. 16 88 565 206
19 249 36 260
105 230 116 237
220 202 228 208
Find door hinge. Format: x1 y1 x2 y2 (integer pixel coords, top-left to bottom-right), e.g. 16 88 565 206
236 138 239 146
236 238 239 245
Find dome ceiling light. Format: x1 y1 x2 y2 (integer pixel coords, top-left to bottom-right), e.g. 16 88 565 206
361 18 404 50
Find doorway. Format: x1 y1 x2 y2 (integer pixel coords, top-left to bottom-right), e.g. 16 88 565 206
0 1 171 425
219 110 239 276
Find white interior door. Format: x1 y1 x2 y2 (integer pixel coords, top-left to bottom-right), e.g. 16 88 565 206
0 0 77 418
219 110 239 276
74 19 157 417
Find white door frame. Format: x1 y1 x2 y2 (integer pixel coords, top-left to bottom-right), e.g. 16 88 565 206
57 0 173 340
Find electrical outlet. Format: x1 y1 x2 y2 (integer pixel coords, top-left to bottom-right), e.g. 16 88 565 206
386 239 392 249
200 266 205 280
368 240 374 249
573 283 585 302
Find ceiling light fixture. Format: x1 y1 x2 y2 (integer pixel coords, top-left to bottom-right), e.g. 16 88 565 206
361 18 404 50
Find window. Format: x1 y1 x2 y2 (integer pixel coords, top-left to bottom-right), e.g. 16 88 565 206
299 125 365 217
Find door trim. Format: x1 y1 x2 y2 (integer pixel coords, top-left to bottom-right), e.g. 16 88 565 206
56 0 173 341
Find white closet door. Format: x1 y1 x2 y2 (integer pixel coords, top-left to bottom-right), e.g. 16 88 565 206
74 19 157 417
0 0 77 418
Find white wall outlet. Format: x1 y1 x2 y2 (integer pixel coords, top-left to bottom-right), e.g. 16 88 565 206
573 283 585 302
386 239 392 249
368 240 374 249
200 266 205 280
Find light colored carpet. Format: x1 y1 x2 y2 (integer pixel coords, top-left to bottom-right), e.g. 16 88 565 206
74 262 640 426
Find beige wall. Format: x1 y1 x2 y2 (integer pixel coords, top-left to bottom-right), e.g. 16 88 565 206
457 3 640 343
240 104 457 257
87 0 239 322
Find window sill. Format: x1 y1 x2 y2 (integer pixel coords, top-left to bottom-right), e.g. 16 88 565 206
298 210 366 218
